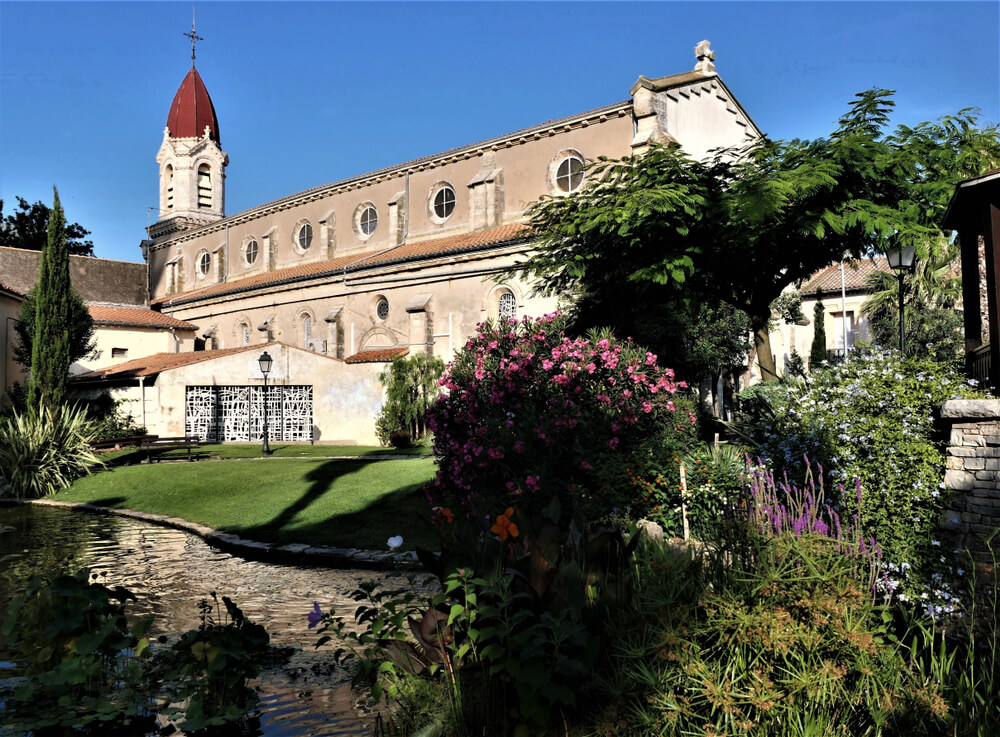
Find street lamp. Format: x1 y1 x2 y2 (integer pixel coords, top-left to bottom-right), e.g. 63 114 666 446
886 245 916 355
258 351 273 456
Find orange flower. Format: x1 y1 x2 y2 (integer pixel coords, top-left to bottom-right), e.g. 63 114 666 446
490 507 519 541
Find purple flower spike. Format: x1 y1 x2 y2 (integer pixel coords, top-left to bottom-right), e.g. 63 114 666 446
307 601 323 629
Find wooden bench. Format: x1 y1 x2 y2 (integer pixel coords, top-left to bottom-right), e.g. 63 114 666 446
91 434 158 452
140 435 202 463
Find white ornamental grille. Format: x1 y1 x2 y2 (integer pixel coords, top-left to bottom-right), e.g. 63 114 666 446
185 385 313 442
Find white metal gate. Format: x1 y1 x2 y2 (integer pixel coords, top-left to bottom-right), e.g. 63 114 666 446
185 385 313 442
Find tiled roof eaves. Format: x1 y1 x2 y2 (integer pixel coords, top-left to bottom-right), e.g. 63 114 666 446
151 101 632 244
160 230 531 307
94 319 199 330
0 282 25 299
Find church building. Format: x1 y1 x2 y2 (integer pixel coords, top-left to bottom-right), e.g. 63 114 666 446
74 41 761 444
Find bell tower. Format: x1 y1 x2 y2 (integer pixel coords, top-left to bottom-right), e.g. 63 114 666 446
148 19 228 240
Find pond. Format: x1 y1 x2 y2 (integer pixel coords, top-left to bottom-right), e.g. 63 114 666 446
0 503 407 737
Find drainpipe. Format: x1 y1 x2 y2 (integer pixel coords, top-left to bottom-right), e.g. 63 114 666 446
139 376 147 430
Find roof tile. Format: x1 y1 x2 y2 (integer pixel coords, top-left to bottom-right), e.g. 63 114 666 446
73 342 281 380
154 223 528 307
801 257 890 294
88 305 198 330
345 347 409 364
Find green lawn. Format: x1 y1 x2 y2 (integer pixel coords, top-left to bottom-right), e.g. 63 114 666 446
100 442 432 466
59 457 440 551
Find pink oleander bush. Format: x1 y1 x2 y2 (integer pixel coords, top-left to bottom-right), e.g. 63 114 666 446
426 313 697 521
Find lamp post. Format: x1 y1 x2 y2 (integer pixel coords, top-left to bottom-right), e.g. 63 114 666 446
258 351 273 456
886 245 916 355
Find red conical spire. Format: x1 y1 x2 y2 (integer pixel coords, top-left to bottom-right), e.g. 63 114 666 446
166 67 221 143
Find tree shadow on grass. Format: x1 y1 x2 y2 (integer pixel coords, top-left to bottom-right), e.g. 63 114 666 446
234 459 437 551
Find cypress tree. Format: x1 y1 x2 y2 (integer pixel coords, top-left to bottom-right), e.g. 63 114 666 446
28 187 73 410
809 294 827 369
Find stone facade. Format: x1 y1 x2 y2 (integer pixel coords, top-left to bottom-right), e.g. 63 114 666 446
940 399 1000 565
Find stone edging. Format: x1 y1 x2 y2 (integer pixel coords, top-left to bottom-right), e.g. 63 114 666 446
0 498 422 571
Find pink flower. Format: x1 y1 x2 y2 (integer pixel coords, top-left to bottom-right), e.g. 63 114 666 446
608 437 620 450
666 401 675 411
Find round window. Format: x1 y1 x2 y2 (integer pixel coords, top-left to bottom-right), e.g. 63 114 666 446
376 297 389 321
498 291 517 322
298 223 313 250
245 238 258 265
361 206 378 236
198 252 211 276
433 186 456 220
556 156 584 193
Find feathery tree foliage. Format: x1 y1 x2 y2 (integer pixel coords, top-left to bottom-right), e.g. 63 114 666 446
13 287 96 371
27 188 75 410
0 196 95 256
513 90 1000 381
375 353 446 446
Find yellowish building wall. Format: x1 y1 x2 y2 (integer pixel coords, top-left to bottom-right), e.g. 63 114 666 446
1 292 26 408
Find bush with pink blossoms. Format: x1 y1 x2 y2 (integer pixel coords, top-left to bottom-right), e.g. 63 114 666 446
426 313 697 520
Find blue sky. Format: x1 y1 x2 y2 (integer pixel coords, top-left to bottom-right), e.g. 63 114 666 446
1 1 997 264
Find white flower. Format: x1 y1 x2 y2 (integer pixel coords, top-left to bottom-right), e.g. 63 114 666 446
387 535 404 550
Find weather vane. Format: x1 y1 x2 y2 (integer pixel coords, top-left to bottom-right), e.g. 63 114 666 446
182 6 202 68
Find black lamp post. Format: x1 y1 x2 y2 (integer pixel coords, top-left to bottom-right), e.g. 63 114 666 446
258 350 273 456
886 245 916 355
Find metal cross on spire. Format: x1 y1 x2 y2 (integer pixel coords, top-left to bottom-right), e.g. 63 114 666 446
182 6 203 68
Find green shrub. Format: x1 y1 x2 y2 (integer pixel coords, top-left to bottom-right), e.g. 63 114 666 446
314 499 641 736
0 402 104 498
157 593 274 731
596 534 949 737
376 353 445 446
427 313 697 522
737 348 978 596
0 568 158 733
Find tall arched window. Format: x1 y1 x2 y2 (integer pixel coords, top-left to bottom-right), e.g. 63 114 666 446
241 324 250 346
197 164 212 208
303 315 313 347
498 291 517 322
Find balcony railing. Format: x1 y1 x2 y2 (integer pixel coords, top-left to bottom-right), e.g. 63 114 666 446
970 344 992 393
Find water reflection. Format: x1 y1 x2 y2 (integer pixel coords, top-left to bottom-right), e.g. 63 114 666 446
0 504 392 736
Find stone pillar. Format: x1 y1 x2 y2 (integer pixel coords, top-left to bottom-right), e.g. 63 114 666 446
940 399 1000 567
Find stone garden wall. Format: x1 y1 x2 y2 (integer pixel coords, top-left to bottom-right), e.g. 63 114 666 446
940 399 1000 566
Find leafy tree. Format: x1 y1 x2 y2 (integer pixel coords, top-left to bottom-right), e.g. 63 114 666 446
514 91 1000 381
375 353 445 446
0 196 95 257
810 298 827 368
27 188 76 410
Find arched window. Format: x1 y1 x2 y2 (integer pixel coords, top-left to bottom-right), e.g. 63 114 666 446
498 291 517 322
241 324 251 346
197 164 212 208
303 314 313 347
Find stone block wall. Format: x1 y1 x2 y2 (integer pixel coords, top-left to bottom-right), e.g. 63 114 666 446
940 399 1000 565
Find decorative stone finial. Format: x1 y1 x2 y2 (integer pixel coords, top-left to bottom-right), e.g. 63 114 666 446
694 40 716 73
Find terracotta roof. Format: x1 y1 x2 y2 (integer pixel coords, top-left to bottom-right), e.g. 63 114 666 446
345 347 409 364
88 305 198 330
800 257 890 295
72 342 280 381
0 282 25 299
166 67 220 142
153 222 529 307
